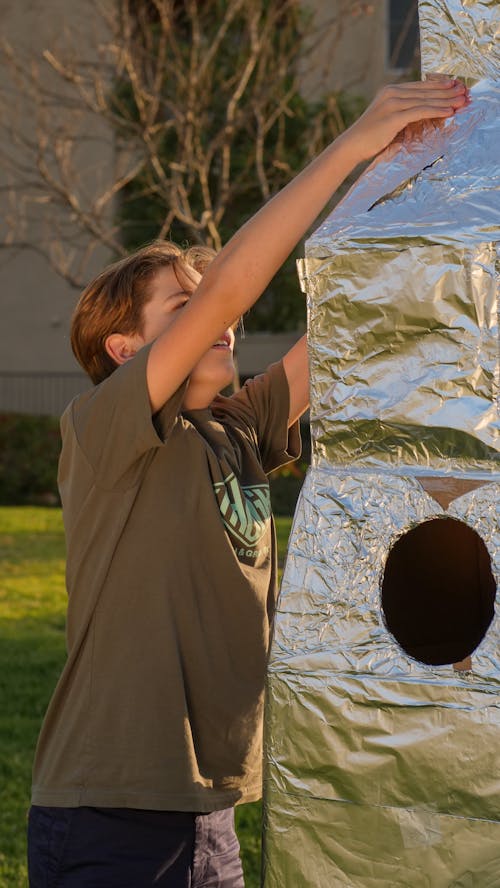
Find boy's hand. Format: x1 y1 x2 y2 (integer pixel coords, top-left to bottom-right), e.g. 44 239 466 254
142 82 470 412
345 79 469 162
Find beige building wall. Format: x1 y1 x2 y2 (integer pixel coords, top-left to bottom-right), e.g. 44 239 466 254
300 1 387 100
0 0 113 412
301 0 419 100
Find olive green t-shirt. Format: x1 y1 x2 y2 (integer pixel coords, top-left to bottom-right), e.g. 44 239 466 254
32 344 300 812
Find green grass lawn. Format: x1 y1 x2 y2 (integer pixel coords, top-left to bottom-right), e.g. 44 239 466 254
0 507 293 887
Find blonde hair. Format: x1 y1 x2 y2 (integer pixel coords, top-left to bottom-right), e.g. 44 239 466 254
71 241 216 384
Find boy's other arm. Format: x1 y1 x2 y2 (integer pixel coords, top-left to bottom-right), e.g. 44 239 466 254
147 80 467 412
282 336 309 427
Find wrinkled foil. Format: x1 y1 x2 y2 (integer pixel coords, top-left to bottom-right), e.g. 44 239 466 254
263 1 500 884
420 0 500 83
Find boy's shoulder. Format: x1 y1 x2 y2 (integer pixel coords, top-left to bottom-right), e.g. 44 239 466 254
214 360 287 416
212 360 300 475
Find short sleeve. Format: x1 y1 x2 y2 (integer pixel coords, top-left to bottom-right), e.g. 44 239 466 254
66 343 187 488
214 361 301 474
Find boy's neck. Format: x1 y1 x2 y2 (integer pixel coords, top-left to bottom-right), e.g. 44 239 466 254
181 380 219 412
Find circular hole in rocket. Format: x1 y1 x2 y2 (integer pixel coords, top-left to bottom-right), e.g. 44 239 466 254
381 517 496 666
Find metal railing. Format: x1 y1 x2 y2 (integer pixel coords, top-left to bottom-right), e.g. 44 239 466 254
0 372 91 417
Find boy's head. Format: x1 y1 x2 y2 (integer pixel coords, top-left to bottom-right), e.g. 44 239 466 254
71 241 215 384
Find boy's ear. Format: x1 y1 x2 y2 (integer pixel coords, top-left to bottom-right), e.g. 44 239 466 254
105 333 140 367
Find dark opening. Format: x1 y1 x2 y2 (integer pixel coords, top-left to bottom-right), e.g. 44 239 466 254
389 0 419 70
381 518 496 666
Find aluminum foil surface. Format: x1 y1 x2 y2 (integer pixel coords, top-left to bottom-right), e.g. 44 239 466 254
263 1 500 885
264 472 500 886
419 0 500 82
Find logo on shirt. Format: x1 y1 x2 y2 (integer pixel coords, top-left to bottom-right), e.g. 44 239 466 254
213 472 271 549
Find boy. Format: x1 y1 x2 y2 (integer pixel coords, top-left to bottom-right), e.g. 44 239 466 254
28 79 468 887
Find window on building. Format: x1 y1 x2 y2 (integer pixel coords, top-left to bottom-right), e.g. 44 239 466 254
388 0 419 70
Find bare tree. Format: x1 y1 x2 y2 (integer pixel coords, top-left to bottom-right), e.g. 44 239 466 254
0 0 377 294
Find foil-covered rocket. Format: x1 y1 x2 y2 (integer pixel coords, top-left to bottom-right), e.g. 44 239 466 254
263 1 500 884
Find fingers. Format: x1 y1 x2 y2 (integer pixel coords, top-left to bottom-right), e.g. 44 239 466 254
402 104 456 124
388 78 462 92
379 81 470 120
383 83 469 101
381 81 468 103
399 99 470 128
393 94 468 112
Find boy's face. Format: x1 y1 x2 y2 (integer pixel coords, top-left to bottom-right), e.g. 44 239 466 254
139 264 236 404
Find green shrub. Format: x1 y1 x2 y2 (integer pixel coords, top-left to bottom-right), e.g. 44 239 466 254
0 412 310 512
269 469 305 517
0 414 61 506
269 431 310 517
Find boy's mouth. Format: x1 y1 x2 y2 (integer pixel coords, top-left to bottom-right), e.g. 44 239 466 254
212 332 232 350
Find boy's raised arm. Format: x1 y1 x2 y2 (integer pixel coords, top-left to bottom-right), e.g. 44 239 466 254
146 80 468 413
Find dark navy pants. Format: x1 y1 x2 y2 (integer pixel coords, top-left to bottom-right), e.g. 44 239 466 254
28 805 245 887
